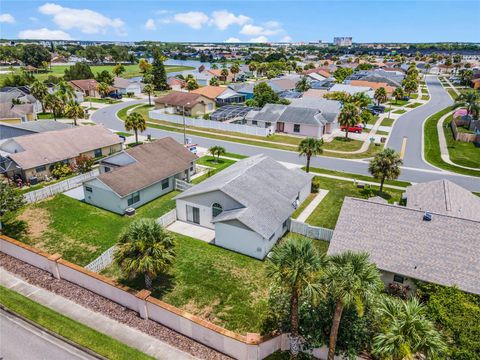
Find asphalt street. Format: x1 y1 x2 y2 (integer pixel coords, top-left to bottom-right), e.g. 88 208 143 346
0 309 99 360
91 85 480 191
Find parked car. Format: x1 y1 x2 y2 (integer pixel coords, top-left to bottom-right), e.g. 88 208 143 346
401 96 410 101
368 105 386 113
109 93 123 99
185 143 198 154
341 125 363 133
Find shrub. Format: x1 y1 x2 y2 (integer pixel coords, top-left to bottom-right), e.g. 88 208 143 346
75 155 94 173
51 162 73 179
311 179 320 193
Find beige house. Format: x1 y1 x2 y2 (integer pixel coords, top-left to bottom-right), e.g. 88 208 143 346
0 125 123 182
154 91 215 117
0 103 37 124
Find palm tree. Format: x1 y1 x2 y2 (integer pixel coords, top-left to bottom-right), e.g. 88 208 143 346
30 81 48 113
143 84 154 106
64 101 85 126
350 92 371 110
208 145 225 163
374 87 388 106
295 76 311 92
403 79 417 97
267 236 324 357
392 87 404 104
114 218 176 289
373 297 447 360
248 61 258 73
97 82 111 98
455 89 480 120
368 148 402 193
209 77 219 86
112 63 125 77
44 93 63 121
56 81 75 103
125 112 146 144
321 251 383 360
298 138 324 173
220 67 229 84
338 103 360 139
230 62 240 82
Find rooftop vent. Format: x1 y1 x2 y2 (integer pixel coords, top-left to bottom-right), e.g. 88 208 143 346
423 212 432 221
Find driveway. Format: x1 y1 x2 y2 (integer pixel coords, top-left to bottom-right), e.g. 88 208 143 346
91 96 480 192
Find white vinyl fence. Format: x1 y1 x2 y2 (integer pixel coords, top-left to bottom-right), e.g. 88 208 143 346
149 110 269 136
289 219 334 241
174 178 193 191
156 209 177 227
23 169 99 203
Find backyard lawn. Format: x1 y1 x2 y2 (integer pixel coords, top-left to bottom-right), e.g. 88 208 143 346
444 116 480 169
16 191 179 265
305 176 403 229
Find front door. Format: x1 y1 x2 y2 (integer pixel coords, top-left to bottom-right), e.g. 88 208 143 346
276 122 285 132
186 205 200 224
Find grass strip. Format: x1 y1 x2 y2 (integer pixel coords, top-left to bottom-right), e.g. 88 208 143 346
0 285 154 360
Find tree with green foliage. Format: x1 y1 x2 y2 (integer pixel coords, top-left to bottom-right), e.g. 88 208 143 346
321 251 383 360
209 77 219 86
333 68 354 83
96 70 114 85
351 92 372 109
125 112 146 144
338 103 361 139
0 182 26 232
30 81 49 113
403 79 418 97
151 49 169 91
143 84 154 106
208 145 226 163
368 148 402 193
267 236 324 357
230 62 240 82
455 89 479 119
112 63 126 77
138 58 151 73
298 138 324 173
249 82 281 107
64 101 85 126
295 76 311 93
44 93 63 121
114 219 176 289
56 81 75 103
64 62 94 81
373 297 447 360
392 87 404 102
220 67 229 84
75 154 94 173
186 77 199 90
374 87 388 106
97 82 111 98
21 44 51 68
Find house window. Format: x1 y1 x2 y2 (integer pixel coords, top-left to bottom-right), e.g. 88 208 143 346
268 232 275 241
212 203 223 217
186 205 200 224
161 178 169 190
283 220 288 230
127 191 140 206
393 274 404 284
252 120 258 126
85 186 92 193
104 166 111 173
35 165 47 172
293 124 301 133
265 122 271 128
94 148 102 157
207 103 213 110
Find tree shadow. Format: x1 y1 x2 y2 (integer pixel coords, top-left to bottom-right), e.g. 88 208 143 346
116 271 175 299
1 219 29 241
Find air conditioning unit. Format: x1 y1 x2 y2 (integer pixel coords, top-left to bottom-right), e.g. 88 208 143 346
423 212 432 221
125 207 136 216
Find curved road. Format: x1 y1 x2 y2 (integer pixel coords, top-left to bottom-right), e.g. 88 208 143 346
91 84 480 192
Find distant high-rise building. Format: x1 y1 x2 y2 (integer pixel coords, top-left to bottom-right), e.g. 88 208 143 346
333 37 353 47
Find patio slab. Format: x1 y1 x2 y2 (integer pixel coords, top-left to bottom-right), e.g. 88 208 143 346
63 185 85 201
167 221 215 243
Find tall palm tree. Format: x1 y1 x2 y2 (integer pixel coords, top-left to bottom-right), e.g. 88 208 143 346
338 103 360 139
455 89 480 120
64 101 85 126
267 236 324 357
374 87 388 106
114 218 176 289
97 82 111 98
403 79 417 97
368 148 402 193
44 93 63 121
248 61 257 73
125 112 146 144
208 145 226 163
56 81 75 103
143 84 154 106
220 67 229 84
30 81 48 113
373 297 447 360
295 76 311 92
321 251 383 360
392 87 404 103
351 92 371 110
298 137 324 172
230 62 240 82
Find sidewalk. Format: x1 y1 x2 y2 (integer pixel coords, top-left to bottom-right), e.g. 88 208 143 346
309 171 408 190
0 269 196 360
296 190 329 222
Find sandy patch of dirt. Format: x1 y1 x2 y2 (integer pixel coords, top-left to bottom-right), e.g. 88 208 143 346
18 207 50 240
183 298 220 323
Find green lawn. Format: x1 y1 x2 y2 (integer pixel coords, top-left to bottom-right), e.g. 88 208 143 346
380 117 395 126
0 286 154 360
305 176 403 229
393 109 407 114
291 193 316 219
101 234 270 334
424 107 480 177
115 131 133 137
224 152 247 159
447 88 459 100
37 112 55 119
421 88 429 94
323 137 363 152
444 116 480 169
406 102 422 108
388 99 408 106
409 93 418 99
84 97 121 104
193 157 235 184
421 95 430 101
376 130 390 136
16 191 179 265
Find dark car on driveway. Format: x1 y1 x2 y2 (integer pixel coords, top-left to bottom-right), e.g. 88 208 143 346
109 93 123 99
368 105 386 114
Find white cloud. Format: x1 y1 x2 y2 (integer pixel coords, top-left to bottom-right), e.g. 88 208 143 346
0 13 15 23
155 10 171 15
144 18 156 30
240 23 282 36
173 11 209 29
29 16 39 22
225 37 241 43
38 3 125 35
249 36 269 43
281 35 292 42
18 28 72 40
210 10 250 30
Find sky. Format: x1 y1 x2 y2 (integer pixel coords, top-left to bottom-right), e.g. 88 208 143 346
1 1 479 43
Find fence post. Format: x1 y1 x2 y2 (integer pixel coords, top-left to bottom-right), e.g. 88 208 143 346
136 289 151 320
48 253 62 279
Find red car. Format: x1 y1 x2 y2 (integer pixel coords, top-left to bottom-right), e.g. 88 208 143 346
340 125 363 133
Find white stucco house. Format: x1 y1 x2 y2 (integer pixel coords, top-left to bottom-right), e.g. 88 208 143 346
175 155 313 259
113 77 142 96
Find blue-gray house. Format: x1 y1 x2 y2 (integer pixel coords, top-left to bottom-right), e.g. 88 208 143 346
83 137 197 214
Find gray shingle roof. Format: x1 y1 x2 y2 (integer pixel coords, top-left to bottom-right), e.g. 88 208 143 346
328 197 480 295
405 179 480 221
176 155 313 238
